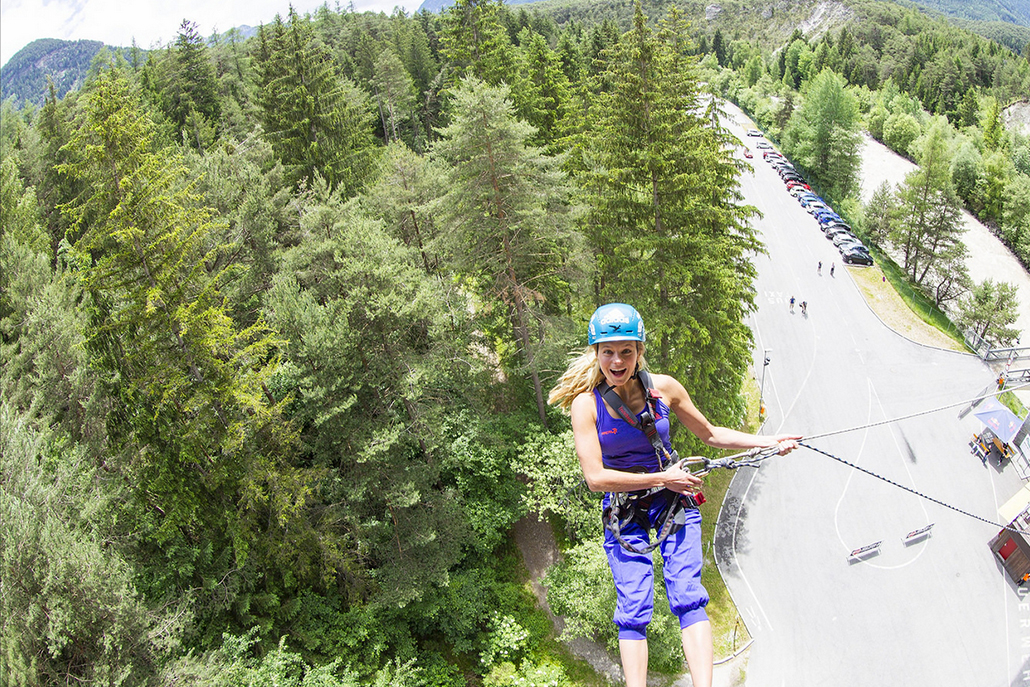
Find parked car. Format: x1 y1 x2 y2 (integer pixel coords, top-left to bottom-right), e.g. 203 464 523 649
764 152 785 160
814 211 842 224
756 142 774 150
747 129 762 137
785 180 810 190
841 246 874 265
790 186 817 197
822 222 852 234
826 227 856 241
833 233 863 248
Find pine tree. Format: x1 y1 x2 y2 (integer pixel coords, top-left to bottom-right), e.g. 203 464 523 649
257 9 377 194
57 66 313 626
433 76 575 425
511 28 572 147
168 20 221 150
439 0 516 85
371 48 416 143
359 141 444 274
958 279 1020 345
580 4 761 435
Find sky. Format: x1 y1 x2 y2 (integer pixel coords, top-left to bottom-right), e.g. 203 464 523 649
1 0 415 67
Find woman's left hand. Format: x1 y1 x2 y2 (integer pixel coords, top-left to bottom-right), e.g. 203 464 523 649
769 434 802 454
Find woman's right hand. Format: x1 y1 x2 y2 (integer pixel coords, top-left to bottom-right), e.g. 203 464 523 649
661 460 704 495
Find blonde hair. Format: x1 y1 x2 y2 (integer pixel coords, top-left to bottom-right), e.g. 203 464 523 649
547 343 647 412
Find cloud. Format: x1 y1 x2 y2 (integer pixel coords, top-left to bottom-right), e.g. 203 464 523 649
2 0 414 67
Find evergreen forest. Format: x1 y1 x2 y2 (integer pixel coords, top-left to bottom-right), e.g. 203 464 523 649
2 0 1029 684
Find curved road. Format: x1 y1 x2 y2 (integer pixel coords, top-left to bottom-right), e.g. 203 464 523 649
714 104 1030 687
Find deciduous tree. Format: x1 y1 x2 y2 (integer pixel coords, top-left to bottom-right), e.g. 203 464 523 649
782 68 861 201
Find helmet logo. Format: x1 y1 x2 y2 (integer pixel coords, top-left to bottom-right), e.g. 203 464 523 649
599 308 631 326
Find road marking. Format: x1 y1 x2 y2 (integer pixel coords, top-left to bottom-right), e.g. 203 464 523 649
832 379 930 570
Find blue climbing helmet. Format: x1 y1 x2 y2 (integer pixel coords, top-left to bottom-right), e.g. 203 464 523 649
587 303 646 345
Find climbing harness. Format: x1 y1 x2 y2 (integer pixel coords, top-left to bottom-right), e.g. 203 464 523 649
600 370 705 554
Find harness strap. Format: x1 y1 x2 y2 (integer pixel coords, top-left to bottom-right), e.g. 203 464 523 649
598 370 666 461
603 492 704 555
598 371 704 553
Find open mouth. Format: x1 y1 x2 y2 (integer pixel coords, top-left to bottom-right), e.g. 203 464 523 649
609 367 629 381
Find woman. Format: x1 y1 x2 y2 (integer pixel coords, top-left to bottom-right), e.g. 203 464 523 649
548 303 799 687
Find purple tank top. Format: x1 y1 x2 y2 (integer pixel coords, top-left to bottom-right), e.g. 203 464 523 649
594 387 673 472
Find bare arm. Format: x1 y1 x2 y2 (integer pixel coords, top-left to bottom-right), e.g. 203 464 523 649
653 374 800 452
570 392 703 495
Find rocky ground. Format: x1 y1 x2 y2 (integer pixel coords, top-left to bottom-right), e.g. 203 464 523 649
858 133 1030 346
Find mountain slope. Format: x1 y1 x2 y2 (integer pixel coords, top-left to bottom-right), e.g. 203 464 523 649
0 38 113 107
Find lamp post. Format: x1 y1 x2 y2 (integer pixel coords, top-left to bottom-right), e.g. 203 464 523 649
759 349 771 421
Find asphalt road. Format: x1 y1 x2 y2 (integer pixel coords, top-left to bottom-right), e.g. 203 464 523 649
714 104 1030 687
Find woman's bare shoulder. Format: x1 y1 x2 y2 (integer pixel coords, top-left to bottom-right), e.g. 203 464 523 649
649 373 689 399
571 390 597 417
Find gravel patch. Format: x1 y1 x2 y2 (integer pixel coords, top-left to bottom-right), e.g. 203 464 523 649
858 133 1030 342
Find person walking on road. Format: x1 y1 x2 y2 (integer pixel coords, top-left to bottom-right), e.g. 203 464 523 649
830 263 835 277
800 301 807 316
548 303 800 687
817 261 822 276
789 296 795 313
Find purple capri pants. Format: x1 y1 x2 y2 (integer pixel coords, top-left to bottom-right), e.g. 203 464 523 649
602 492 709 640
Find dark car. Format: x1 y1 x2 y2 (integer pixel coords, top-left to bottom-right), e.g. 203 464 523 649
841 246 874 265
815 211 842 224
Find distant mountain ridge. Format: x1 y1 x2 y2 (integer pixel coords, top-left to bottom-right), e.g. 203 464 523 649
415 0 1030 27
0 38 110 107
0 26 258 109
901 0 1030 26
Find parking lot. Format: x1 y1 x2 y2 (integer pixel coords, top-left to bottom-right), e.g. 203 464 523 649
713 103 1030 686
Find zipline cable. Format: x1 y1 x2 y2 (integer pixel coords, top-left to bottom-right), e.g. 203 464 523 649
688 384 1030 534
801 381 1030 442
798 440 1029 536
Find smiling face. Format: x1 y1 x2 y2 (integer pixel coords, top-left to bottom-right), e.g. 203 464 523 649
596 340 641 388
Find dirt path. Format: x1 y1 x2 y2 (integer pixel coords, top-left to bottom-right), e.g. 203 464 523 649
512 514 625 684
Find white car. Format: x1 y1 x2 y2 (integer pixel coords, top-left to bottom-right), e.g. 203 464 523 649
746 129 762 137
